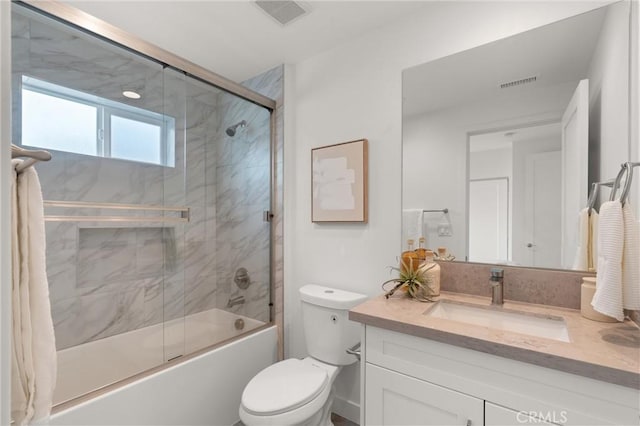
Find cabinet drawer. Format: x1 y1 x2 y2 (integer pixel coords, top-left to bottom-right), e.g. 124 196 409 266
366 363 483 426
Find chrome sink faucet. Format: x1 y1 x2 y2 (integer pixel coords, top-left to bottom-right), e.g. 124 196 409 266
489 268 504 306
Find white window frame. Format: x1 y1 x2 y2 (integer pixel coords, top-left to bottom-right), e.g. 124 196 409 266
21 75 175 167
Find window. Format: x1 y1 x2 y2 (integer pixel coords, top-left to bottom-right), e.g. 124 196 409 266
20 76 175 166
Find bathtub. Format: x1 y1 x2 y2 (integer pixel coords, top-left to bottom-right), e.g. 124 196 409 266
51 309 277 425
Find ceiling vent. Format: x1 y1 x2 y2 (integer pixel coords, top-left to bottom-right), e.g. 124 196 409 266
255 1 308 26
499 75 538 89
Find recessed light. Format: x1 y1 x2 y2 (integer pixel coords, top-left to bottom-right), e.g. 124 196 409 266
122 90 141 99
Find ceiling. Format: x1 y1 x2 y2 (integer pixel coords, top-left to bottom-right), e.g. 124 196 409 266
470 122 561 153
402 4 607 117
63 0 434 83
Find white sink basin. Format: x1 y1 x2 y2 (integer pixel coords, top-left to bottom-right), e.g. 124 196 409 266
424 300 570 342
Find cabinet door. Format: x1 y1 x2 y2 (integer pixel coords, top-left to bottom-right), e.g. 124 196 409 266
365 364 483 426
485 402 559 426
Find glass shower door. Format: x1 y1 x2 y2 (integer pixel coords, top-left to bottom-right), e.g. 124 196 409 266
182 77 272 354
11 3 188 403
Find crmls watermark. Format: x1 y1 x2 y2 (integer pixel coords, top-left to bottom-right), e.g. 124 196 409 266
516 410 568 424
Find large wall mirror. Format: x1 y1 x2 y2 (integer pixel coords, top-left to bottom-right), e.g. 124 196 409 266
402 1 632 271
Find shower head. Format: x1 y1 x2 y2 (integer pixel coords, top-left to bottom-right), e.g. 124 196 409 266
226 120 247 137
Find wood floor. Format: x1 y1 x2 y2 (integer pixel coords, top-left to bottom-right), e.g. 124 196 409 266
331 413 358 426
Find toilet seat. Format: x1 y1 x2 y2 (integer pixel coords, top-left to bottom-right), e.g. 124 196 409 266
241 358 329 416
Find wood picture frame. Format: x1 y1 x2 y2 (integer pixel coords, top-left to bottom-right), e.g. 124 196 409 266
311 138 368 223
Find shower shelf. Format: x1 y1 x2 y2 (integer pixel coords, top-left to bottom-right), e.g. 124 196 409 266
43 200 190 223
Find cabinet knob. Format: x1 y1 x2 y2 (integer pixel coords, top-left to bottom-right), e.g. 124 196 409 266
465 420 472 426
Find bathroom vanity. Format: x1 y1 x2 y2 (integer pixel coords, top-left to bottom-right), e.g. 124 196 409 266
350 293 640 426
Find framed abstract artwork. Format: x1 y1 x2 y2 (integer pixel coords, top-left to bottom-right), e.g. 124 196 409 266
311 139 368 223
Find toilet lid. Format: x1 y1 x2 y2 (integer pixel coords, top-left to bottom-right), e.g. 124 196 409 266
241 359 328 416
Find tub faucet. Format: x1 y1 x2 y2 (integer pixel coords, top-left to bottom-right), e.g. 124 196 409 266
227 295 245 308
489 268 504 306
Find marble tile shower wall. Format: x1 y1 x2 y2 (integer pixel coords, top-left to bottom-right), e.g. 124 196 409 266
214 81 273 324
240 65 284 357
12 9 277 350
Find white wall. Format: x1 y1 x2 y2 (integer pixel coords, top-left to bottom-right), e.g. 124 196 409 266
0 2 11 424
285 1 613 422
470 147 513 181
587 0 631 200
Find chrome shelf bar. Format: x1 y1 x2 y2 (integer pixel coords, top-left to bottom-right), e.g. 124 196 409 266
423 208 449 214
43 200 189 223
43 200 188 213
44 216 187 223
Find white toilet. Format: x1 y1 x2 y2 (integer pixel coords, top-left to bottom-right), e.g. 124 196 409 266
239 284 367 426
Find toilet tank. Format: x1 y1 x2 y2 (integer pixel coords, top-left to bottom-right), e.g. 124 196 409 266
299 284 368 366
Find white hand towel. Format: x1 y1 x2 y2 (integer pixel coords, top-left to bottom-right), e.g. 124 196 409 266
11 160 57 426
572 208 589 270
592 201 624 321
402 209 424 246
622 203 640 310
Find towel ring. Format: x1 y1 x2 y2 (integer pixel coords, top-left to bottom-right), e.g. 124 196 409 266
620 162 640 206
609 164 629 202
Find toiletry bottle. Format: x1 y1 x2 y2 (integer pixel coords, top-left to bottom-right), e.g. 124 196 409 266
401 239 419 272
415 237 427 263
424 250 441 296
437 247 447 260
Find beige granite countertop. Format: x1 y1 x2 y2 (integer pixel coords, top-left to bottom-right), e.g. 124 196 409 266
349 291 640 389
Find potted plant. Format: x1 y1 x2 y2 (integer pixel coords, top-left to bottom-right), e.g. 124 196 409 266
382 259 436 302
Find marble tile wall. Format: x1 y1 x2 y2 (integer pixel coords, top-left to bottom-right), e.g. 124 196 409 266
213 67 280 325
240 65 285 358
12 7 282 352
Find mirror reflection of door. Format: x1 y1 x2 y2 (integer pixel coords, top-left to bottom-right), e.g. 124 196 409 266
469 122 565 268
469 178 509 263
524 151 561 267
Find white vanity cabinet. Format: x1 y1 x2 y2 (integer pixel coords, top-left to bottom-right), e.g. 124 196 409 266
361 326 639 426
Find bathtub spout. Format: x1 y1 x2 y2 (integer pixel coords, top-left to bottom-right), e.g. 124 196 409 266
227 295 245 308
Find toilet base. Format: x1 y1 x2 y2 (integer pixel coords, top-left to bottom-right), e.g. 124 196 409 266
305 389 334 426
239 358 341 426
